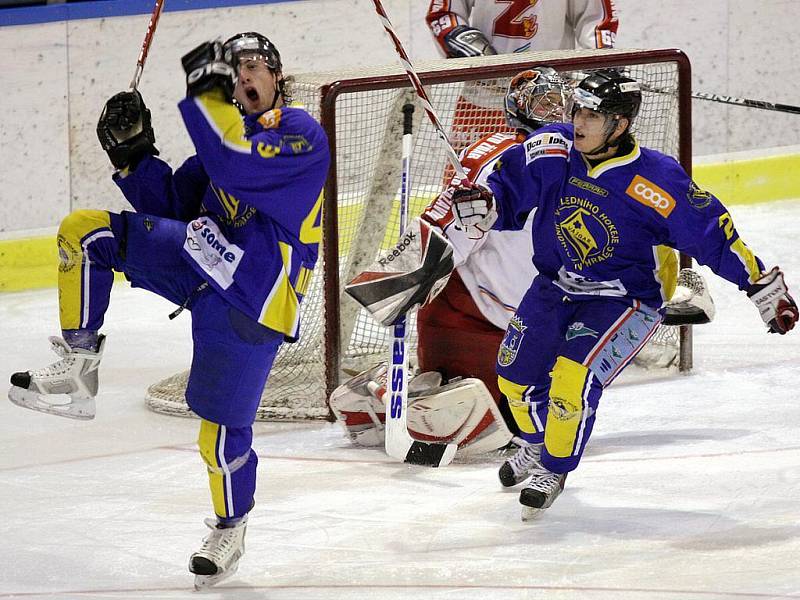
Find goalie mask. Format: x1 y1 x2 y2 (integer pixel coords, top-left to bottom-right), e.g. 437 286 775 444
504 66 569 134
345 218 455 327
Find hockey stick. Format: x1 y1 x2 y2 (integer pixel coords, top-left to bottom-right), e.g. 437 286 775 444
371 0 469 183
690 91 800 115
380 103 457 468
641 82 800 115
130 0 166 90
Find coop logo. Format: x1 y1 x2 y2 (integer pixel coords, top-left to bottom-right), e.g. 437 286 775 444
626 175 675 217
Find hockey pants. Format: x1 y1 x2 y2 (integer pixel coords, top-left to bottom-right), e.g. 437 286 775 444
496 275 662 474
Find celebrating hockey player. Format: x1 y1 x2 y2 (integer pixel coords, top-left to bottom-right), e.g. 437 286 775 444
450 69 798 520
333 67 714 457
7 32 329 588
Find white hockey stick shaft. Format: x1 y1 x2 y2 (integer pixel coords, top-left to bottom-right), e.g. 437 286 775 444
383 104 457 468
130 0 165 91
371 0 470 183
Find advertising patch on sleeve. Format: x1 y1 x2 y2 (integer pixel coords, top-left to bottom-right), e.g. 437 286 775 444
524 132 571 164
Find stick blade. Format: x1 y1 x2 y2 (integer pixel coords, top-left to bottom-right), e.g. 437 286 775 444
405 441 458 467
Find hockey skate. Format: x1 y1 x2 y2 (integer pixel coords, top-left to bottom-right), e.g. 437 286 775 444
519 463 567 521
190 516 248 590
498 440 542 487
8 335 106 421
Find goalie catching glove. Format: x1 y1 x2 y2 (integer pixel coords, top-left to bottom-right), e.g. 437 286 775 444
345 217 454 326
747 266 798 334
452 182 497 239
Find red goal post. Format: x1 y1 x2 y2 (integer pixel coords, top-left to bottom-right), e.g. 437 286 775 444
144 48 693 422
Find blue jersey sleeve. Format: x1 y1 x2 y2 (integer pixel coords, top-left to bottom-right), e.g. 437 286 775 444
177 90 329 238
113 154 207 221
652 156 764 290
488 127 571 231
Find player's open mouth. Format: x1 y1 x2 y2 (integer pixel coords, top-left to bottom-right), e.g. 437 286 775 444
246 88 260 102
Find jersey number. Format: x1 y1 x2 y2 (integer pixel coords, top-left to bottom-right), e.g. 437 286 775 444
493 0 538 39
300 191 323 245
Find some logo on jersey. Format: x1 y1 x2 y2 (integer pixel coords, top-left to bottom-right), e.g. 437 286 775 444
498 315 526 367
625 175 676 217
184 218 243 290
565 322 599 341
555 197 619 270
687 180 713 210
524 132 570 164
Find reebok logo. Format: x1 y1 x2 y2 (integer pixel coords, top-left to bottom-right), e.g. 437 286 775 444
378 231 416 267
625 175 675 217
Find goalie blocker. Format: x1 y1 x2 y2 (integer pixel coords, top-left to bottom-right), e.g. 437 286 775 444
345 217 455 326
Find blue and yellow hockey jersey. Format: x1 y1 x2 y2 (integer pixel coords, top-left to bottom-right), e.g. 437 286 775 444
114 90 329 339
488 123 764 311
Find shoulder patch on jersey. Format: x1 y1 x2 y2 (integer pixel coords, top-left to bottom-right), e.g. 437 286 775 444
524 132 571 164
625 174 676 217
258 108 282 130
687 180 713 209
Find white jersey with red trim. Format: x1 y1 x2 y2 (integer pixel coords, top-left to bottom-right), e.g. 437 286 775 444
422 132 536 329
426 0 618 56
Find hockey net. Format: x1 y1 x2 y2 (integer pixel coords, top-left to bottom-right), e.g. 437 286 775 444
145 48 693 421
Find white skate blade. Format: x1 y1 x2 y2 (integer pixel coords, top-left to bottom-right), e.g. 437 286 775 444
193 561 239 590
8 385 95 421
521 506 546 522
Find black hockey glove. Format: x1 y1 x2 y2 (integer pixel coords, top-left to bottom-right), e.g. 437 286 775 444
747 266 798 334
96 90 158 170
443 25 497 58
181 40 237 101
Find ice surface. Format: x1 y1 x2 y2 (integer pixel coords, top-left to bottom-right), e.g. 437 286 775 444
1 200 799 599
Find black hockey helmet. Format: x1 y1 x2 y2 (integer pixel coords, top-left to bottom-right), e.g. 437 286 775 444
504 66 568 134
571 69 642 122
223 32 282 72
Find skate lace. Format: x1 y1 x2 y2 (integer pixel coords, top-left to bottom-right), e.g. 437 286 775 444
197 518 242 563
525 467 562 495
28 338 76 379
508 443 541 476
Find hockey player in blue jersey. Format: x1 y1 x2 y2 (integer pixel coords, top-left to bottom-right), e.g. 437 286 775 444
451 69 798 521
8 32 329 586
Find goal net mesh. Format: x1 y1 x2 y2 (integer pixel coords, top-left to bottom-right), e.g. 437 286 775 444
145 49 690 421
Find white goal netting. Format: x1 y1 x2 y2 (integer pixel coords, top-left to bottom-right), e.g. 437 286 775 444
145 49 692 421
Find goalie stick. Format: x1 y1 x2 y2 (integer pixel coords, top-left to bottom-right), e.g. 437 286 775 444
383 103 457 468
130 0 165 90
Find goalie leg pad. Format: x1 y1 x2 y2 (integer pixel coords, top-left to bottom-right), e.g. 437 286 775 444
330 367 511 455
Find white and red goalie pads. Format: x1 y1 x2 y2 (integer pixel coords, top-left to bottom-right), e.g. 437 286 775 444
329 363 512 456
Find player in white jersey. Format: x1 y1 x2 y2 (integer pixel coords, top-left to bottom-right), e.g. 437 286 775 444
426 0 618 57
